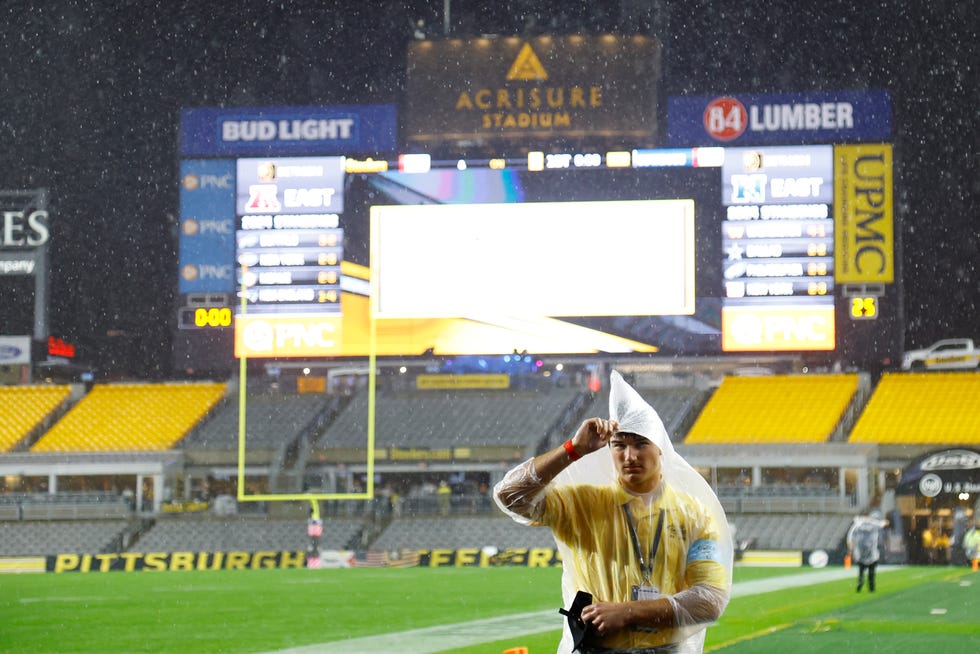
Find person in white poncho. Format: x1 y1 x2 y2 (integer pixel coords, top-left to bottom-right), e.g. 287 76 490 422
494 371 733 654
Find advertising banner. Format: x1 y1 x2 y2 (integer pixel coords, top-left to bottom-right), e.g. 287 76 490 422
179 159 237 294
47 550 306 572
406 35 660 145
180 105 397 157
667 90 892 146
897 448 980 498
834 144 894 284
0 336 31 365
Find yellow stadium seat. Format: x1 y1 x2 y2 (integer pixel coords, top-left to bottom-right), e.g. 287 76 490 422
0 385 72 452
850 372 980 444
685 374 859 444
30 382 226 453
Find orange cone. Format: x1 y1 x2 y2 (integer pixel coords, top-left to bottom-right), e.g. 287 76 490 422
844 555 851 569
972 558 978 572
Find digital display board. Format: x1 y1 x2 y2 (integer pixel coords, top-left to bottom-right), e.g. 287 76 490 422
719 146 836 351
174 145 902 368
235 156 345 317
370 199 694 318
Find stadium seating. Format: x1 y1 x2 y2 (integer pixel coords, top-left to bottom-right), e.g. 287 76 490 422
578 387 707 441
849 372 980 444
0 384 72 452
30 382 226 452
0 520 130 556
131 516 363 552
731 513 853 551
371 516 557 551
181 393 336 450
685 374 861 444
319 387 580 450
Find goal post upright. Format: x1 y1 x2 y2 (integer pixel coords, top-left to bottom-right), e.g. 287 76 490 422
235 266 377 504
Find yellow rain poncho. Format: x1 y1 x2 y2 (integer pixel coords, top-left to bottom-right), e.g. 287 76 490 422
495 370 733 653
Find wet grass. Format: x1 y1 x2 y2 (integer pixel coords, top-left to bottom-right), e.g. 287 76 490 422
2 565 977 653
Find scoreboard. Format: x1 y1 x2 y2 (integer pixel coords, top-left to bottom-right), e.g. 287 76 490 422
719 146 836 351
174 144 901 370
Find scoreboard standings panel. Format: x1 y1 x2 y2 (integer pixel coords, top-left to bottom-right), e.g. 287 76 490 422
174 144 900 368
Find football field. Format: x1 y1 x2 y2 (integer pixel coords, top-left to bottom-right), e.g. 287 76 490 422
4 565 978 653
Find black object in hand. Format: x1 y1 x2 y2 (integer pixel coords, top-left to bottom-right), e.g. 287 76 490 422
558 590 596 652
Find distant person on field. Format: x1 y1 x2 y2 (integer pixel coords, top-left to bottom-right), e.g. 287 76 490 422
437 480 451 516
921 525 936 564
494 371 732 654
935 529 951 565
847 510 888 592
963 522 980 564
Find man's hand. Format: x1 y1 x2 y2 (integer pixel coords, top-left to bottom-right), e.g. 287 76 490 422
571 417 619 456
580 597 674 637
580 600 632 636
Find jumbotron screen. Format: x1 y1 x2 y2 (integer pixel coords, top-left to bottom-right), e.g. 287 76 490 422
174 145 902 370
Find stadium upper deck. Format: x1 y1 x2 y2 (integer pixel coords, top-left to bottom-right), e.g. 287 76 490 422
1 368 977 510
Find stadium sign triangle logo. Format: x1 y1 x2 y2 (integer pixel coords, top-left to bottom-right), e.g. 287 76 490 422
506 43 548 81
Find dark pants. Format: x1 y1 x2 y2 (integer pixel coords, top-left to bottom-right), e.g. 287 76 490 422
856 561 878 592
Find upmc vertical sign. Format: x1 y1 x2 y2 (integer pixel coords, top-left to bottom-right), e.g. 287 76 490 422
834 144 894 284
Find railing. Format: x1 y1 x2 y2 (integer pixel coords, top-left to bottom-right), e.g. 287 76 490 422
318 493 499 520
0 492 133 520
720 493 857 514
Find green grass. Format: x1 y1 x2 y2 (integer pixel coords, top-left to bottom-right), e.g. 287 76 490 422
706 566 980 653
2 565 978 653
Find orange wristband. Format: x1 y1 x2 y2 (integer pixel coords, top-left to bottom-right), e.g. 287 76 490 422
563 439 581 461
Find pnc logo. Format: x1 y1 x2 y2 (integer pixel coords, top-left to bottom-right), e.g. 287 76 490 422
183 172 233 191
722 306 835 352
200 173 232 189
181 264 233 281
198 219 234 235
237 316 342 357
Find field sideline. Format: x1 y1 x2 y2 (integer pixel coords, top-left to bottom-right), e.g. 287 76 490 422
4 565 978 653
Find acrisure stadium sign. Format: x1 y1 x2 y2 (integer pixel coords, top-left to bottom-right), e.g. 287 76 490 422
405 35 661 145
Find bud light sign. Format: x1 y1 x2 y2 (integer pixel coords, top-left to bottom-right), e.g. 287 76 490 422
668 90 891 146
180 105 397 157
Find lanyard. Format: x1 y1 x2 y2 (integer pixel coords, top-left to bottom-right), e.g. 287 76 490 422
623 503 666 584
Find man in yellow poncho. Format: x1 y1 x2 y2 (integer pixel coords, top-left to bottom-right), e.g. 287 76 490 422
495 371 732 653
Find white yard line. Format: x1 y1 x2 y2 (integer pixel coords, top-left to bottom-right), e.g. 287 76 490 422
262 567 897 654
262 609 557 654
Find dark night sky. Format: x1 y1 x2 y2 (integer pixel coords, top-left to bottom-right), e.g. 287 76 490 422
0 0 976 377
